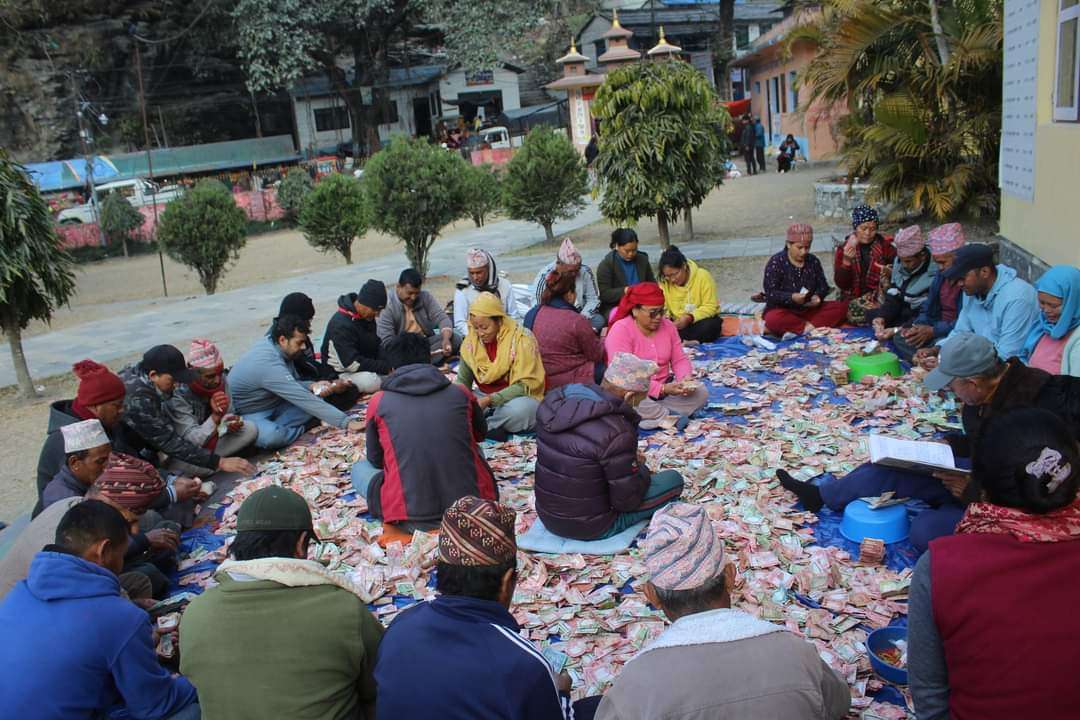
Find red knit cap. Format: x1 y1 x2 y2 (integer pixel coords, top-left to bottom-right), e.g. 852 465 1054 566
73 359 125 406
787 223 814 243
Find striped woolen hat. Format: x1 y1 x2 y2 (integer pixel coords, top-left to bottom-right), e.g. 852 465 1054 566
438 496 517 567
643 503 724 591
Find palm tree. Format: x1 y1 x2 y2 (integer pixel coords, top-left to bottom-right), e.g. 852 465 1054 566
0 150 77 398
791 0 1003 220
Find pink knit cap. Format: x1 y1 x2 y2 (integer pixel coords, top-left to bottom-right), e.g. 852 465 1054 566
786 223 813 243
466 247 490 269
643 503 724 591
927 223 966 255
187 339 223 369
557 237 582 265
893 225 925 258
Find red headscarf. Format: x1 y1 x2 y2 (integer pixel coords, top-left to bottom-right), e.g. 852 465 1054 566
611 282 666 325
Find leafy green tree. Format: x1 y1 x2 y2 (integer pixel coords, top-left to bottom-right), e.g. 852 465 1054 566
99 191 144 258
364 136 469 277
502 128 588 243
591 60 731 248
157 180 247 295
461 164 502 228
276 168 314 223
299 173 368 264
0 150 77 398
792 0 1003 219
234 0 542 157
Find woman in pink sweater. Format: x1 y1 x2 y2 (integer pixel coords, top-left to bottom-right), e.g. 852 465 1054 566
604 282 708 429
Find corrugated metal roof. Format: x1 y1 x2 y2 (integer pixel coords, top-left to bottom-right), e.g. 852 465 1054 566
108 135 300 178
618 2 784 25
26 135 300 191
291 64 446 99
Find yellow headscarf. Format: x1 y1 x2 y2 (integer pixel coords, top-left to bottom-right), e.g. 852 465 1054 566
462 293 545 400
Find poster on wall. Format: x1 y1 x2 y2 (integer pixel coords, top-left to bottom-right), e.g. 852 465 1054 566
1000 0 1039 202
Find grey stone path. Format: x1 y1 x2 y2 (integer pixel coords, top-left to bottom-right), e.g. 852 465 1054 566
0 197 844 388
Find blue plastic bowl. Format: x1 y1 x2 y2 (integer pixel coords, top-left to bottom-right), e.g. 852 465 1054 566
839 499 910 544
867 626 908 685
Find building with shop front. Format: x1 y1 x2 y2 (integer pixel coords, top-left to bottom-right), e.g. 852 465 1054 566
731 6 845 162
290 65 446 157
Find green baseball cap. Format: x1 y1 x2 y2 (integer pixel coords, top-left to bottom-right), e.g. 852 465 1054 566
236 486 316 535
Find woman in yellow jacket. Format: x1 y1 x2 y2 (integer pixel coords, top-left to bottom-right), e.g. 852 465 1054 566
658 246 723 343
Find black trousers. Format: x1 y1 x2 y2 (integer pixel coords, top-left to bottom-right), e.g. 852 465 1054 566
755 146 766 172
743 148 757 174
678 316 723 343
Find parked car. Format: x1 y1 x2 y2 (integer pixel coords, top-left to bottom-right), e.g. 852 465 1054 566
57 178 184 224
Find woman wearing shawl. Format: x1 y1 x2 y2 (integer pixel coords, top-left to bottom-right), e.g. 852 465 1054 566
1023 265 1080 376
908 408 1080 720
604 282 708 430
834 204 896 325
453 248 521 337
524 269 605 390
456 292 545 437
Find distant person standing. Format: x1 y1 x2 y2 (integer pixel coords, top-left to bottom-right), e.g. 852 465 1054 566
754 117 767 174
739 117 757 175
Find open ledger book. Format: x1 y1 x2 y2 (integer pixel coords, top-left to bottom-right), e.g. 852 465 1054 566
868 434 970 476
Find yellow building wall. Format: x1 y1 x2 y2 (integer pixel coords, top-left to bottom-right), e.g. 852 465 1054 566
999 0 1080 266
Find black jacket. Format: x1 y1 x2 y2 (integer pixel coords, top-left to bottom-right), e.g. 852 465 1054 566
119 365 219 471
366 364 494 528
595 250 656 317
33 400 152 518
320 294 391 376
953 359 1080 457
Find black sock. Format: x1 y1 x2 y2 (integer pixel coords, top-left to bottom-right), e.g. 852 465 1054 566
776 469 824 512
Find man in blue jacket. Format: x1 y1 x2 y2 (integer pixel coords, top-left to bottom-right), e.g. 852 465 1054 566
914 243 1040 367
0 500 199 719
230 314 364 449
375 496 600 719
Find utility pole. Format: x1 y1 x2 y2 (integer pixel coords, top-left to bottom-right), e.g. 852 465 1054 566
71 75 106 247
134 41 169 297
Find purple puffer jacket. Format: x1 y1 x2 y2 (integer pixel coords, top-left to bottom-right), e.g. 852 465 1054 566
534 383 649 539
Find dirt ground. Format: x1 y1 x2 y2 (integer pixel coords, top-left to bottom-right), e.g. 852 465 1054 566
22 216 493 338
509 162 835 256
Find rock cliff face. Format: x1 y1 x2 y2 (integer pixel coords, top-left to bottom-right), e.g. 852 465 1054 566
0 2 291 163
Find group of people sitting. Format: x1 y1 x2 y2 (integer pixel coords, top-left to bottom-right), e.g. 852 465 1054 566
760 204 1080 379
3 214 1080 720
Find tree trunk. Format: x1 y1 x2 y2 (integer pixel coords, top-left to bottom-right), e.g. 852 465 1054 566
202 272 218 295
122 233 129 259
685 207 695 240
713 0 736 100
2 310 37 399
928 0 951 66
657 210 671 249
543 222 556 244
342 241 353 265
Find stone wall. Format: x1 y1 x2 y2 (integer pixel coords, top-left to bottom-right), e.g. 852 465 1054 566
995 235 1052 284
814 180 872 220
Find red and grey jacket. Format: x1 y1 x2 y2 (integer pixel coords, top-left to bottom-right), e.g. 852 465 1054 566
364 364 496 525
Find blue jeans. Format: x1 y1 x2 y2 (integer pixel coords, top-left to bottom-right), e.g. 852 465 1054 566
596 470 685 539
350 459 379 498
819 461 968 552
242 401 313 450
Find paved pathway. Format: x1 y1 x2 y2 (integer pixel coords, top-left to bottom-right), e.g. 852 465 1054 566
0 197 844 388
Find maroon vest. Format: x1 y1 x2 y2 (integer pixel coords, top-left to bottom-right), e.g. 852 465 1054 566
930 532 1080 719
